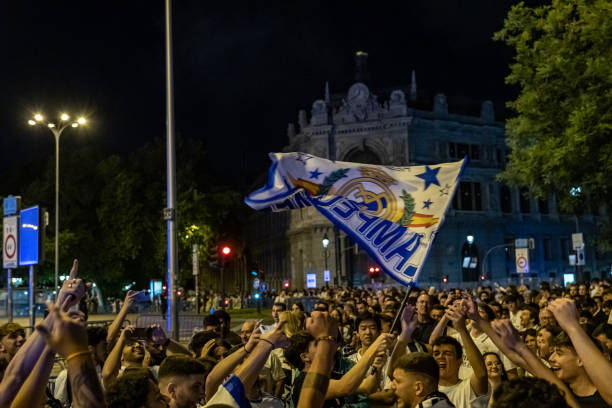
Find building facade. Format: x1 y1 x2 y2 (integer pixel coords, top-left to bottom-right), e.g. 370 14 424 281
245 72 610 290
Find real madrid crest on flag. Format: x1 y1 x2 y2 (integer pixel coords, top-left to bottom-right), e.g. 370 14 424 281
246 152 465 286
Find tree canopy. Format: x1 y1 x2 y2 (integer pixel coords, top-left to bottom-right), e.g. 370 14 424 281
1 137 241 297
494 0 612 247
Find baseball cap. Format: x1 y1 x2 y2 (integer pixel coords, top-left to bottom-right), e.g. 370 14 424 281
0 323 25 338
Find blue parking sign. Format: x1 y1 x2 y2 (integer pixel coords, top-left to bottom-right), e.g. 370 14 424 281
19 206 41 266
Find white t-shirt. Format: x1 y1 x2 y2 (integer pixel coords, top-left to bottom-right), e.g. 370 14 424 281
438 378 488 408
450 331 516 379
509 311 522 329
260 350 286 394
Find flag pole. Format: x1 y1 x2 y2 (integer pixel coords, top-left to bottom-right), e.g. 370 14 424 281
390 283 414 333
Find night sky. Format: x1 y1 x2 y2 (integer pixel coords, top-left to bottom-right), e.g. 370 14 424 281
1 0 543 189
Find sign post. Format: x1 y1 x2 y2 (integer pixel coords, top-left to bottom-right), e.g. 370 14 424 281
19 206 42 332
515 248 529 274
3 197 20 322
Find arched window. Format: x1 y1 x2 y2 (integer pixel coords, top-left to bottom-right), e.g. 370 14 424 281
343 146 381 165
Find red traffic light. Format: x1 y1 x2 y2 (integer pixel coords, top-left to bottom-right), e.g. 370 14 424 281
369 267 375 274
442 276 448 283
221 246 231 256
480 275 486 281
177 290 182 296
284 280 290 288
224 299 229 305
162 285 167 292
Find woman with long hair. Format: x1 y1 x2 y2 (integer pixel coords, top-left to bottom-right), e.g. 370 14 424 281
484 352 508 407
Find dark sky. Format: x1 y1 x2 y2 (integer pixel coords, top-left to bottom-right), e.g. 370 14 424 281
1 0 540 189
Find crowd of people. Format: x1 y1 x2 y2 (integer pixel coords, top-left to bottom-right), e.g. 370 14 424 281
0 260 611 408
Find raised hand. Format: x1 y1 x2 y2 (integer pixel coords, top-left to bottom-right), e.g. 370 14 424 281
399 304 418 343
491 319 524 353
124 290 141 310
306 311 339 340
56 259 86 312
149 324 167 345
373 333 395 352
547 298 580 331
445 303 467 331
36 301 88 358
261 320 290 349
461 298 480 322
245 322 262 353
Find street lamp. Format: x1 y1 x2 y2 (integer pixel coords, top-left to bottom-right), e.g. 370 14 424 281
27 112 86 298
322 233 330 283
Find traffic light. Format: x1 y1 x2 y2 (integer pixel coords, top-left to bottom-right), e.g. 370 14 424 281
162 284 168 293
480 274 486 281
220 245 232 268
283 280 290 288
442 275 448 284
254 292 261 299
368 266 381 279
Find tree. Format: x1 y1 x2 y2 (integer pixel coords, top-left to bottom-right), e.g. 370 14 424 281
494 0 612 248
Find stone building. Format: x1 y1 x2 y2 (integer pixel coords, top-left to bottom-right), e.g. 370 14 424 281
245 55 609 291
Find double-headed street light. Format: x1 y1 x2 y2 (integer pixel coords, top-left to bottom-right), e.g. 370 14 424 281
28 112 86 298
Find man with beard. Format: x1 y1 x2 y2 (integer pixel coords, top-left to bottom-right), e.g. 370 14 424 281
0 323 25 362
102 326 147 387
214 309 243 346
391 352 453 408
145 325 192 370
158 355 207 408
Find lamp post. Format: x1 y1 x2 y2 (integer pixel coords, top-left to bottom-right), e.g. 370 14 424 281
322 233 330 285
28 113 86 298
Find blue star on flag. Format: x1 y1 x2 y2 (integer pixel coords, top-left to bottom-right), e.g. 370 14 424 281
423 199 433 209
416 166 440 190
309 168 323 179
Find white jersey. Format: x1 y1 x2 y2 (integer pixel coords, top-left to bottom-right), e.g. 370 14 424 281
438 378 489 408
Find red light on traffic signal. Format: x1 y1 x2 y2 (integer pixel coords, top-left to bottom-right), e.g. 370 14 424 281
284 281 290 288
224 299 229 305
222 246 231 256
162 285 167 292
480 275 486 281
369 267 375 273
442 276 448 283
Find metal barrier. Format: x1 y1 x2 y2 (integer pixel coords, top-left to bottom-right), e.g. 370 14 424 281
135 313 204 341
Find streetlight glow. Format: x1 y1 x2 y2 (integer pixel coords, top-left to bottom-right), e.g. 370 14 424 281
322 233 330 248
26 108 90 302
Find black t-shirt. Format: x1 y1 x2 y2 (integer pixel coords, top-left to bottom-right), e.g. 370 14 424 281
574 391 611 408
413 319 436 344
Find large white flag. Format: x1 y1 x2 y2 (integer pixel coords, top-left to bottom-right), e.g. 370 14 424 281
246 152 465 286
